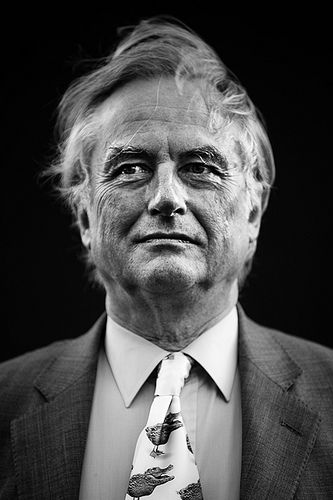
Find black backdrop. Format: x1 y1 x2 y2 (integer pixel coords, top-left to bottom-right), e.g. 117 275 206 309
3 7 332 361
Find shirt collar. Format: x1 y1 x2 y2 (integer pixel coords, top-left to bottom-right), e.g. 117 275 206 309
105 317 169 407
183 307 238 401
105 306 238 407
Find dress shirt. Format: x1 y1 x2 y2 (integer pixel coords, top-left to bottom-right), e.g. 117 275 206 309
79 307 242 500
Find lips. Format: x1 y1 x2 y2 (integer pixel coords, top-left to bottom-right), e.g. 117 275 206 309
136 232 198 244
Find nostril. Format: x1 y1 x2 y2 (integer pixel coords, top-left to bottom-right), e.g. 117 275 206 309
149 200 186 217
150 207 159 216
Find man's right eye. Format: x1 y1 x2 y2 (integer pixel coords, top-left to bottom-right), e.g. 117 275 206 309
119 164 148 175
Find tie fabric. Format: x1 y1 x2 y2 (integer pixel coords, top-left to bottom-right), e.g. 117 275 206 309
126 352 203 499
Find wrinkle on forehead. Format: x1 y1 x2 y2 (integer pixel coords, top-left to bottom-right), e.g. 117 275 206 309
92 77 243 165
106 106 211 128
95 77 211 129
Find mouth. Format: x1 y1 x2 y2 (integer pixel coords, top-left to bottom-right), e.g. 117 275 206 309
157 466 174 478
136 232 198 245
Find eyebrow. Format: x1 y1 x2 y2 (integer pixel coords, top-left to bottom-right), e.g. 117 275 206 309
103 144 229 172
178 146 228 169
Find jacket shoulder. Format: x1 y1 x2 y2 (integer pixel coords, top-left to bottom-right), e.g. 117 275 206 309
268 327 332 374
243 311 333 366
243 312 333 400
0 340 70 421
0 339 70 382
0 314 105 422
270 328 333 394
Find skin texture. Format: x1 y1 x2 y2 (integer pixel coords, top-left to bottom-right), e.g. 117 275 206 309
78 77 263 350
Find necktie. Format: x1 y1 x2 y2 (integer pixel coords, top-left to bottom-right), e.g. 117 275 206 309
126 352 203 499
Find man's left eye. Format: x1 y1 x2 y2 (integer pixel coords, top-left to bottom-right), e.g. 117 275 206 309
182 163 211 174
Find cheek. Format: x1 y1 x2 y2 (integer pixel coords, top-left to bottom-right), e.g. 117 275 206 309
203 190 250 265
203 189 247 237
91 185 144 244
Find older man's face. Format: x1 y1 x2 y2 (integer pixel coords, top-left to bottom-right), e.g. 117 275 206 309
79 77 261 296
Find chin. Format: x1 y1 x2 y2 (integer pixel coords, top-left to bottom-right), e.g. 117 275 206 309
136 261 203 295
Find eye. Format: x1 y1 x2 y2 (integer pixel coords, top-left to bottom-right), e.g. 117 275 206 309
119 164 148 175
179 161 229 187
181 163 212 175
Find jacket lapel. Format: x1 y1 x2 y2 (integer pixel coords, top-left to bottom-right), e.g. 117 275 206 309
238 308 321 499
11 315 106 500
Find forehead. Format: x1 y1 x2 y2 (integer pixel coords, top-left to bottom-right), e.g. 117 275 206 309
92 77 239 154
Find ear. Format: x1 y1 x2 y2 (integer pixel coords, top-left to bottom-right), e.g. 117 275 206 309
248 203 262 238
246 190 263 258
77 205 91 249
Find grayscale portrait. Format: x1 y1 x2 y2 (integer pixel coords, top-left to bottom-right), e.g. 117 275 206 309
1 11 332 500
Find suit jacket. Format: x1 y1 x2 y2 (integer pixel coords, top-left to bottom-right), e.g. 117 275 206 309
0 307 332 499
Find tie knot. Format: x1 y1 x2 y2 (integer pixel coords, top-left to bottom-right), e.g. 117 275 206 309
155 352 192 397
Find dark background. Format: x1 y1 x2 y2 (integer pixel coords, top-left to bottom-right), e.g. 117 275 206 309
2 7 332 361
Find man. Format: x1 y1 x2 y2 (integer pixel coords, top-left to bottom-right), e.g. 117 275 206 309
0 16 332 499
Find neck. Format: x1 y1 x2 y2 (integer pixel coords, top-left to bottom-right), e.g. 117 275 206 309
104 281 238 350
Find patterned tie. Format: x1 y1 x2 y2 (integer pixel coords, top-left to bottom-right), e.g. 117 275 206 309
126 352 203 500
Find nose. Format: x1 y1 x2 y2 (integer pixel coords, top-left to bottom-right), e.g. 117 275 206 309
147 164 187 217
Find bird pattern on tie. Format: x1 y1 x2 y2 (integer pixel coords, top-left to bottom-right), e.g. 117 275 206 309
145 411 183 458
126 352 203 499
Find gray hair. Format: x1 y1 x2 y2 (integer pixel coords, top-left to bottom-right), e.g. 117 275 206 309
48 16 275 284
